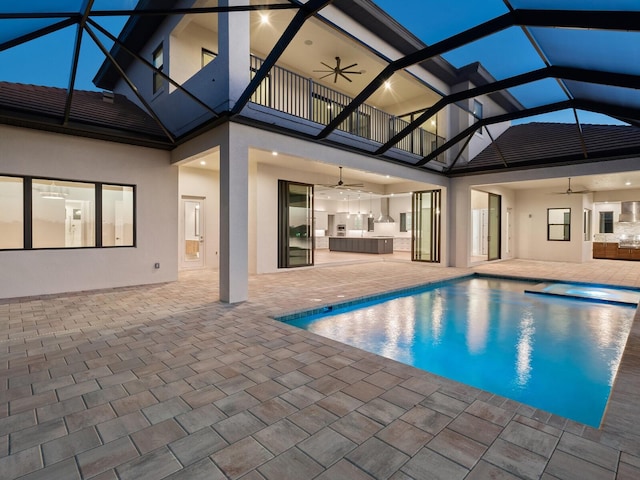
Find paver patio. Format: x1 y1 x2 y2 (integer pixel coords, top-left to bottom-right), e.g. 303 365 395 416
1 258 640 479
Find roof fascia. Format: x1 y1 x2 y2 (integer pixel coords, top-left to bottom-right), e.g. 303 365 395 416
0 111 173 150
419 98 640 166
93 0 179 90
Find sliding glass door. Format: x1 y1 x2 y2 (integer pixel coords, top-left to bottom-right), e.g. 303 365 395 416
488 193 501 261
278 180 314 268
412 189 441 262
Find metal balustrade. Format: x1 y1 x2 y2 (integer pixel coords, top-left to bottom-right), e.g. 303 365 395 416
250 55 445 159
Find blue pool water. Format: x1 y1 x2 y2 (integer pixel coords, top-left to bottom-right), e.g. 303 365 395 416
283 277 636 427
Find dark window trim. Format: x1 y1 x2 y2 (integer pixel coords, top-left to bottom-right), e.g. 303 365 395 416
201 48 217 68
599 211 614 234
547 207 571 241
0 174 136 251
152 43 164 94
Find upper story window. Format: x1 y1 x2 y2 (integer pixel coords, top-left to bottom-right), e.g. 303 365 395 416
202 48 217 68
473 99 483 135
473 100 483 119
152 44 164 94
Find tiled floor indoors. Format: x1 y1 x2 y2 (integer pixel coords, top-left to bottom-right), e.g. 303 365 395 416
2 258 640 479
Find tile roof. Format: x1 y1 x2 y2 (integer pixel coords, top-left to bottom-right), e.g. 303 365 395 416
451 123 640 174
0 82 169 145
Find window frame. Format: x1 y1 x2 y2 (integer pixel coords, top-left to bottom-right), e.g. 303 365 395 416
599 211 614 233
152 43 164 94
547 207 571 241
0 174 136 251
201 48 217 68
473 99 484 136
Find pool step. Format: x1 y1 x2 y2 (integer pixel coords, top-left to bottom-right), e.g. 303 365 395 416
524 283 640 306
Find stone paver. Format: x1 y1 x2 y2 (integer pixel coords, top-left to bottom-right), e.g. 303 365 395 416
1 259 640 479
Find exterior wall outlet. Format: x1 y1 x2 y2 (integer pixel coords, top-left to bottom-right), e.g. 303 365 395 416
154 263 160 269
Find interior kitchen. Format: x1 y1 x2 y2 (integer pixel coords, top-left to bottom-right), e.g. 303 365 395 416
313 190 413 257
593 201 640 260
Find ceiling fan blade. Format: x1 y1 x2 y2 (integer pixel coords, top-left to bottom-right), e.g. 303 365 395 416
313 69 333 73
334 71 339 83
318 72 334 80
341 69 362 75
339 72 353 83
341 63 358 70
344 183 365 188
320 61 333 70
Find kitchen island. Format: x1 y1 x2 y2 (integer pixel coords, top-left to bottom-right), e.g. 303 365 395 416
329 236 393 254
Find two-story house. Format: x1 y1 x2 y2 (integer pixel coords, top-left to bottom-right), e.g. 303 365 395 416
1 0 639 302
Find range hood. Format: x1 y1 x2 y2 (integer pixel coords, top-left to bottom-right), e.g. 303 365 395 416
619 201 640 223
376 197 395 223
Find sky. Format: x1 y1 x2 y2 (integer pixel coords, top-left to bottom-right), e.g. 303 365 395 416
0 0 630 126
373 0 628 125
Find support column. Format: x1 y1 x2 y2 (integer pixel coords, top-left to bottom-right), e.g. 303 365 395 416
219 124 249 303
218 0 250 111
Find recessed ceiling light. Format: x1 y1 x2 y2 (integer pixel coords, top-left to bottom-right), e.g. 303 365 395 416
384 80 391 90
200 161 206 165
625 181 632 186
385 175 390 178
260 13 269 24
304 39 313 46
272 151 278 156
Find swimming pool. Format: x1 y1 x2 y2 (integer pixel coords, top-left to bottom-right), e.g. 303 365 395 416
281 276 636 427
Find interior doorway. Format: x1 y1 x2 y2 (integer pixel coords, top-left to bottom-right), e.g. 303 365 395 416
181 197 205 268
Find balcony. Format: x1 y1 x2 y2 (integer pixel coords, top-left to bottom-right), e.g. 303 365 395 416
249 56 445 160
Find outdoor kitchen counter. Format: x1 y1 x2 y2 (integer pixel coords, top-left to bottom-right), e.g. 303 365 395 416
329 236 393 254
593 242 640 260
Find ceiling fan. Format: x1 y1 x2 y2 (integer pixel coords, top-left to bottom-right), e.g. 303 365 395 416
313 56 362 83
552 177 591 195
320 166 364 189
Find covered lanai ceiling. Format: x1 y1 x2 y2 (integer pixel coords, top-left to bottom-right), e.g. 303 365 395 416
0 0 639 173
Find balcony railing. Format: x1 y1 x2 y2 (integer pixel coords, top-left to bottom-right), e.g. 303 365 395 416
250 55 445 159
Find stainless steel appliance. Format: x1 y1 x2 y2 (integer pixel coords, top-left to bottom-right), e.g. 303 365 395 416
336 224 346 236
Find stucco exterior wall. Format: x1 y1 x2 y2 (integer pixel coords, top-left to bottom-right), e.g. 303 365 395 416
0 125 177 299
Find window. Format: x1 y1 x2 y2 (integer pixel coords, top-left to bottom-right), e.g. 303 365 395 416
473 99 483 135
473 100 483 119
599 211 614 233
32 179 95 248
584 208 592 241
202 48 216 68
400 212 412 232
0 176 23 249
152 44 163 94
0 175 136 251
103 185 135 247
548 208 571 241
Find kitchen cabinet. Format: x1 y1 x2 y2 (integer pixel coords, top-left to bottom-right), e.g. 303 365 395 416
394 237 411 252
315 237 329 249
593 242 640 260
314 211 328 230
